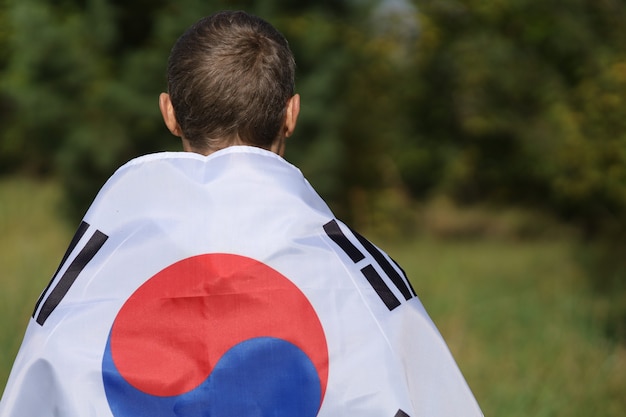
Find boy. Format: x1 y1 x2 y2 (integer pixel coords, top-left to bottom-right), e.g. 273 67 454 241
0 11 482 417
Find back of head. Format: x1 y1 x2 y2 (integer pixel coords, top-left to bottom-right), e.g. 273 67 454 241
167 11 296 152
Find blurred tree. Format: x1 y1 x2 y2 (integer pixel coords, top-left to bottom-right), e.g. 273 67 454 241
0 0 169 210
401 0 626 339
3 0 626 246
0 0 12 171
401 0 626 238
0 0 382 222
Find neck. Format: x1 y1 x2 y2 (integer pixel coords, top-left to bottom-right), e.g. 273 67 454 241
182 137 285 157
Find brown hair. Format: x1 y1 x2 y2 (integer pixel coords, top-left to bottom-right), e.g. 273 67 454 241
166 11 296 151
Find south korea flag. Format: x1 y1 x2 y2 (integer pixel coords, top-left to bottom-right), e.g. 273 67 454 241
0 146 483 417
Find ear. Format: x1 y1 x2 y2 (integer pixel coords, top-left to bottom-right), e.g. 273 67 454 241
284 94 300 138
159 93 183 137
271 94 300 156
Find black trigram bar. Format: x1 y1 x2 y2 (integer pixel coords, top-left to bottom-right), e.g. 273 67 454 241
32 221 90 318
35 224 108 326
350 227 416 300
323 220 365 263
361 265 401 310
324 219 413 311
395 410 410 417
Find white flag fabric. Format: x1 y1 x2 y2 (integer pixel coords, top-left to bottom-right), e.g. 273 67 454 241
0 146 483 417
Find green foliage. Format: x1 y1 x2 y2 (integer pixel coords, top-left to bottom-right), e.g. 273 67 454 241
396 1 626 314
0 0 369 220
2 1 626 300
402 0 626 235
0 0 175 214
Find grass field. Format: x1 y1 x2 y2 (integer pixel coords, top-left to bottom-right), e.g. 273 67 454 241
388 238 626 416
1 178 625 416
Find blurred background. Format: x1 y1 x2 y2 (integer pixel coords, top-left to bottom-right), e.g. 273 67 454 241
1 0 626 415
